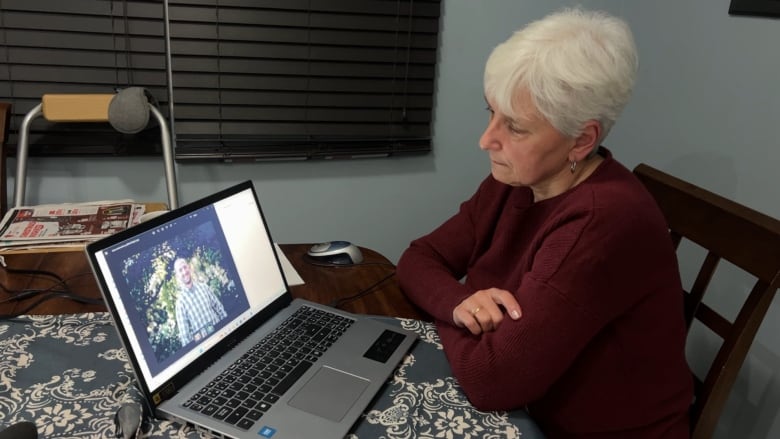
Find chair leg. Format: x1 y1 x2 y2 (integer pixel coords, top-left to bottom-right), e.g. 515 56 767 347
13 104 43 208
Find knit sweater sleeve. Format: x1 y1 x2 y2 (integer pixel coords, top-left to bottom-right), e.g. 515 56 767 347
437 207 604 410
397 177 511 323
433 188 680 411
437 278 599 410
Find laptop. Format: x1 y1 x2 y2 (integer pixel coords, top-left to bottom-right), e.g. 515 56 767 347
85 180 417 439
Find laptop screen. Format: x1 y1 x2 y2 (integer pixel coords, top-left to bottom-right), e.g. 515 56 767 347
89 182 287 390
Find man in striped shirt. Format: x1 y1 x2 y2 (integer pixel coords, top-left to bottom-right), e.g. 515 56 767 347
174 257 227 346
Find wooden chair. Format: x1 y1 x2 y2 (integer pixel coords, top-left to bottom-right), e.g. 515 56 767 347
0 102 11 216
633 163 780 439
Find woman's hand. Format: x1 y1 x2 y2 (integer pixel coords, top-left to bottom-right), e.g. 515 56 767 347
453 288 522 335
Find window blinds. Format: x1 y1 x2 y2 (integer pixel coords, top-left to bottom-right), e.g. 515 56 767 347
0 0 440 160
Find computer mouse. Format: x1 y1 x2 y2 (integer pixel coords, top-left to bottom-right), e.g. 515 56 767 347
307 241 364 265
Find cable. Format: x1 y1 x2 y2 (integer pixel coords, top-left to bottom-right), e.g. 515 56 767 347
0 288 69 304
300 254 398 308
0 258 102 318
302 253 395 269
328 270 397 309
0 291 104 320
0 269 94 298
0 261 67 287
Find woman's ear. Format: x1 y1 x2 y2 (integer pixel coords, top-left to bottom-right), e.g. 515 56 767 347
571 120 601 160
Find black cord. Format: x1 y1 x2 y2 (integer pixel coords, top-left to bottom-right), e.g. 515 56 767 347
0 291 104 320
328 270 397 309
0 268 94 298
0 260 101 319
0 264 67 288
0 276 71 299
302 253 395 270
0 288 69 304
300 254 398 308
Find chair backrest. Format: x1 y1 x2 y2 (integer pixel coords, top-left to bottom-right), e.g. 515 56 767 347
0 101 11 216
13 91 178 209
633 163 780 439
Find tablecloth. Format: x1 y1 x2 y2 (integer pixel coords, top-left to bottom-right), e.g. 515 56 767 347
0 313 543 438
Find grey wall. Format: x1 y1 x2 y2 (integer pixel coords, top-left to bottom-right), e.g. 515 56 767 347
6 0 779 437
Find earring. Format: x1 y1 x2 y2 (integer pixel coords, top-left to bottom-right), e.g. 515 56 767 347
570 160 577 173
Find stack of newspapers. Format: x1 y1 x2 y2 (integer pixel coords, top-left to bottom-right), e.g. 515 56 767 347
0 200 146 252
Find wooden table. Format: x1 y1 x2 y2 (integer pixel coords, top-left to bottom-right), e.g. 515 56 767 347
0 243 427 320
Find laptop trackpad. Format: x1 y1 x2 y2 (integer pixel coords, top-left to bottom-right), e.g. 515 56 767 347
288 366 370 422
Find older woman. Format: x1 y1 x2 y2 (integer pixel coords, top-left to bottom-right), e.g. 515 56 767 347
397 8 693 439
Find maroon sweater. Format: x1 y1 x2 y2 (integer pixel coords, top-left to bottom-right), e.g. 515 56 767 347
397 152 693 438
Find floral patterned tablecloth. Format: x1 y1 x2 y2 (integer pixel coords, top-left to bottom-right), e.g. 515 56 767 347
0 313 544 438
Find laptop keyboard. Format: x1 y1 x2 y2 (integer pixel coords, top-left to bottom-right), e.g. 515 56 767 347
183 306 355 430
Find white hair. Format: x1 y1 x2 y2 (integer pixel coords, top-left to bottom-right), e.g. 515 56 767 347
484 7 638 143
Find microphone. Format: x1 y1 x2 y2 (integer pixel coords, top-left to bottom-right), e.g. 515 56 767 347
108 87 153 134
0 421 38 439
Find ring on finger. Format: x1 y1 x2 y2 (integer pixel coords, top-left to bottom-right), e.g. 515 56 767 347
470 306 481 316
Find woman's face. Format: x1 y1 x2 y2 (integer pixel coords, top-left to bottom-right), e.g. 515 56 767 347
479 89 575 200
